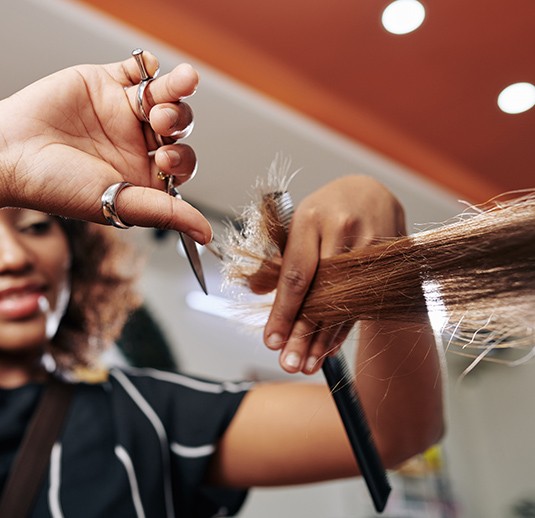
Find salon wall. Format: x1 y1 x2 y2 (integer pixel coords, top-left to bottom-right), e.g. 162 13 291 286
2 0 535 516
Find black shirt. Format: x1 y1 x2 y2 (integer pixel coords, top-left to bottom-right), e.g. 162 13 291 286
0 368 251 517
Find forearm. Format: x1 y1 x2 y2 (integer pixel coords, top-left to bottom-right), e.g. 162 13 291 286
208 383 358 487
356 319 445 468
208 321 444 488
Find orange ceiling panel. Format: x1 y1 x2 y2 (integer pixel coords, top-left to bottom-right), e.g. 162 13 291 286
79 0 535 201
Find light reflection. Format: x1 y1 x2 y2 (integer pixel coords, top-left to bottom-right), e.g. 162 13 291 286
421 279 447 337
497 82 535 114
185 291 236 320
381 0 426 35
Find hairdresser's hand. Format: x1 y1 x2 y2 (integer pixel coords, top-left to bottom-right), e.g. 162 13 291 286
264 175 406 374
0 52 211 244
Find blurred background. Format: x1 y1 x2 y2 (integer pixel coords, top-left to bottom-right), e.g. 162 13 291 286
1 0 534 516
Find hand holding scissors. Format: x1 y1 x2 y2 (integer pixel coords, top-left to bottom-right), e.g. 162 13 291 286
102 49 208 293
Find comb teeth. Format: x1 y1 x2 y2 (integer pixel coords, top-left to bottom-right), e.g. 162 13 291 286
271 191 294 230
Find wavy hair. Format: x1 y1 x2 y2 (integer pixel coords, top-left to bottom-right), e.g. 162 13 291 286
50 219 141 369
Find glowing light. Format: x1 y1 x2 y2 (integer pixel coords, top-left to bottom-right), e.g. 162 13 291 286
185 291 238 320
497 82 535 114
381 0 426 35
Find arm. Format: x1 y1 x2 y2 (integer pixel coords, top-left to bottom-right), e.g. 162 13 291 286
207 176 444 487
208 323 443 487
0 52 211 244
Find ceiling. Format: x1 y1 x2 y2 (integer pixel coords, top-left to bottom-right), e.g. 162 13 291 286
78 0 535 202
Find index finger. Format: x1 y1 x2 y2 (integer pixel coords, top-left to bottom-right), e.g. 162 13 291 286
114 185 212 243
263 220 320 349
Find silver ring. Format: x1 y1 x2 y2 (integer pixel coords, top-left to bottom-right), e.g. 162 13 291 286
101 182 133 229
136 78 154 123
132 48 160 123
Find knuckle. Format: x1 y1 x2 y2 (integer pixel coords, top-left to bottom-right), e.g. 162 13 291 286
280 268 309 294
335 213 360 237
149 195 176 230
294 203 320 224
269 305 294 326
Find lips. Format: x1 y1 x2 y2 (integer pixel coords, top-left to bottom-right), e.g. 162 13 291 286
0 285 46 320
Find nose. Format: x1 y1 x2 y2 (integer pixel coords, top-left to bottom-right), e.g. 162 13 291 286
0 228 33 273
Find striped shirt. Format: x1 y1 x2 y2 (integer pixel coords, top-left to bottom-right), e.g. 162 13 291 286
0 368 252 517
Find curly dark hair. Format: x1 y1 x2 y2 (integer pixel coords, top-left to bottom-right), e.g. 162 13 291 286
49 219 141 369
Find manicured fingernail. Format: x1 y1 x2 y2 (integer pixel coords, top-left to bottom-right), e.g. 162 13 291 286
266 333 284 349
305 356 318 373
170 121 194 139
166 150 181 167
284 352 301 369
180 87 197 100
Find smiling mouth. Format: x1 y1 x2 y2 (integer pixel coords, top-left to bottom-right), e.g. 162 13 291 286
0 288 46 320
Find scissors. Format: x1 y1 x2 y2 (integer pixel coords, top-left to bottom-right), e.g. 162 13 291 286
133 49 208 295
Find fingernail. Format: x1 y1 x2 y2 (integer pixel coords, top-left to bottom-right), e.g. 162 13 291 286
305 356 318 373
169 121 194 139
180 87 197 100
165 150 181 168
189 230 207 245
284 352 301 369
162 107 178 130
266 333 284 350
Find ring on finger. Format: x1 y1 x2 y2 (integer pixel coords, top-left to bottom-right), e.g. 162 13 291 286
101 182 134 229
132 48 160 123
137 79 154 122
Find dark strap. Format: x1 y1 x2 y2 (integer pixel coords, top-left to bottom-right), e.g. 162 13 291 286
0 377 74 518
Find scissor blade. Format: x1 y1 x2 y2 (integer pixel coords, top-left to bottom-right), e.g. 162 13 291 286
179 232 208 294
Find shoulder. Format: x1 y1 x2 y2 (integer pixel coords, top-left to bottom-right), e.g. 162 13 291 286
105 368 254 441
108 367 253 396
106 367 253 418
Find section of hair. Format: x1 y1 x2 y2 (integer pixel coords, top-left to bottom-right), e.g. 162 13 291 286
219 181 535 352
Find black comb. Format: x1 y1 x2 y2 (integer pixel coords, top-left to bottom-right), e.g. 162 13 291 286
266 190 392 513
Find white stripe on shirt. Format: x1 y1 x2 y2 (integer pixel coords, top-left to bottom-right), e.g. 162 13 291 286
110 370 175 518
120 367 253 394
115 445 146 518
48 442 64 518
170 442 216 459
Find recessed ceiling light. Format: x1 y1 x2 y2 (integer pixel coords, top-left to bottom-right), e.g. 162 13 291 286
497 82 535 114
381 0 426 35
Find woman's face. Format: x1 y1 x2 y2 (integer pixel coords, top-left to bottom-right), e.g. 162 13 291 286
0 209 70 352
